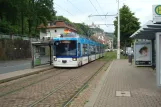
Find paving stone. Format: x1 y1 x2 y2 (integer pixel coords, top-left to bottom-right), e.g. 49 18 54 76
85 60 161 107
0 61 106 107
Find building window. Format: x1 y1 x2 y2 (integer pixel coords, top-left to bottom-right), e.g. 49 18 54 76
55 30 57 32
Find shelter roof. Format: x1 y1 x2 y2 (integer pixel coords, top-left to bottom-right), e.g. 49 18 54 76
130 20 161 40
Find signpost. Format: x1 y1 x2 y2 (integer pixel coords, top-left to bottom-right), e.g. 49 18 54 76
134 41 152 66
153 5 161 23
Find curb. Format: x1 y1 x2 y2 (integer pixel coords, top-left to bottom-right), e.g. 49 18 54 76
0 66 54 84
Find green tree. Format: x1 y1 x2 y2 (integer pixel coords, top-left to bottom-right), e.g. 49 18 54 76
114 5 140 48
73 23 92 37
52 16 72 24
0 0 56 37
26 0 56 37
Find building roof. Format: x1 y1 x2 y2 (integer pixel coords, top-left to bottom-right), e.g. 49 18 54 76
130 20 161 40
37 20 77 31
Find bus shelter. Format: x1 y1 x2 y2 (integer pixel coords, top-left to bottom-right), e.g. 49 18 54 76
31 41 53 68
130 20 161 86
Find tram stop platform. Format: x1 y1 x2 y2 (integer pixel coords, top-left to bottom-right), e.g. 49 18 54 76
0 64 53 83
85 59 161 107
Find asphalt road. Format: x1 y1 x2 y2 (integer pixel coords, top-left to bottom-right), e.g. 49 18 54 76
0 57 50 74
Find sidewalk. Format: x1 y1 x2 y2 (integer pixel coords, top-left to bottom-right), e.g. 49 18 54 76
85 60 161 107
0 56 50 74
0 64 53 83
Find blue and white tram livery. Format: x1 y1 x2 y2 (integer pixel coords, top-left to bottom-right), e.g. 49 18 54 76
52 34 104 67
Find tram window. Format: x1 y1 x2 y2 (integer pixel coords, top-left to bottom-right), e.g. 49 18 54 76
98 46 100 53
90 46 95 54
54 40 76 56
94 46 97 53
97 46 99 53
88 45 91 55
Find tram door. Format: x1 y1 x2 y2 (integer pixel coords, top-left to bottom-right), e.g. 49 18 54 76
78 43 81 65
78 43 81 56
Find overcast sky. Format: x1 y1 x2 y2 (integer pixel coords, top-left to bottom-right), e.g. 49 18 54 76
54 0 160 33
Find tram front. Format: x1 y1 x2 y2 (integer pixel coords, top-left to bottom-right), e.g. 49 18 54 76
53 38 79 67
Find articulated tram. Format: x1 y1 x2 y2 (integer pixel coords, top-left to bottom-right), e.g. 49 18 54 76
52 33 104 67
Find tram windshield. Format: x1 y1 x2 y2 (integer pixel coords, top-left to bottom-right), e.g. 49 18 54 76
54 40 77 56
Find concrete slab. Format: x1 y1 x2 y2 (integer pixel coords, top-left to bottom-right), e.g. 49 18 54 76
0 64 53 83
116 91 131 97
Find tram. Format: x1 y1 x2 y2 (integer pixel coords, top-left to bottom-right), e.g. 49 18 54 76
52 33 104 67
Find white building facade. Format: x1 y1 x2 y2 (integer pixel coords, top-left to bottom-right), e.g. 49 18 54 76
38 21 77 40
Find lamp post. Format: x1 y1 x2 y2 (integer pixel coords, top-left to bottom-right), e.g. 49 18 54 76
117 0 120 59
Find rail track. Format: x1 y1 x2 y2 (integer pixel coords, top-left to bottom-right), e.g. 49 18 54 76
0 60 108 107
0 68 70 97
63 61 109 107
28 61 108 107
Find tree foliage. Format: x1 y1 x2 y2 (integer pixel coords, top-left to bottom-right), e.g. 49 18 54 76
74 23 93 37
114 5 140 48
0 0 56 37
52 16 72 24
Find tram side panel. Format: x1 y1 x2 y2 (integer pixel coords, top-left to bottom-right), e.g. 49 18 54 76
81 56 88 65
89 55 96 61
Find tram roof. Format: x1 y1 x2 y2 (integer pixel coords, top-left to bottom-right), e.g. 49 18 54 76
53 37 103 46
52 33 104 46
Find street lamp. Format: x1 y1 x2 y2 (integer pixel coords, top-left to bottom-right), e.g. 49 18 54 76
117 0 120 59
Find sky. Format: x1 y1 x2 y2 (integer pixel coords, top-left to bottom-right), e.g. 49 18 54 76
54 0 160 33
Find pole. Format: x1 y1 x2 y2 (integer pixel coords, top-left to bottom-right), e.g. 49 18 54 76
49 44 52 65
117 0 120 59
31 43 34 68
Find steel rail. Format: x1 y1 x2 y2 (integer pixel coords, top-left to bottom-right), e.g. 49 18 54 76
0 69 69 98
27 67 87 107
63 61 110 107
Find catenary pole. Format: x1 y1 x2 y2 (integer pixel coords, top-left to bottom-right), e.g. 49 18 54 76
117 0 120 59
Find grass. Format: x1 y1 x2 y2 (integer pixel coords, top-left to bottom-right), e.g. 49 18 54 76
100 51 116 61
100 51 128 61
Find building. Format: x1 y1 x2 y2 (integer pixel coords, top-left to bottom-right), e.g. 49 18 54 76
36 21 77 57
90 32 113 49
38 20 77 40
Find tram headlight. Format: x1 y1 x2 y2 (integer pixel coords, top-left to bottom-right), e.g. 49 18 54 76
72 58 77 61
54 58 57 61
